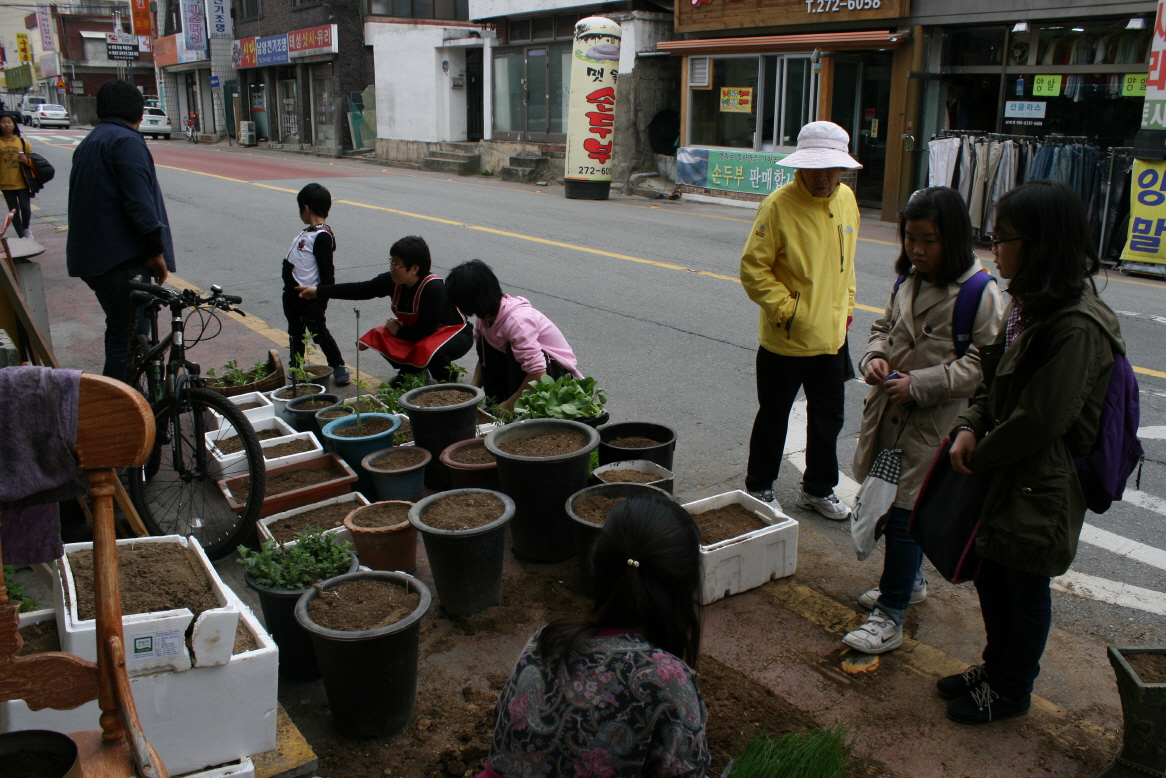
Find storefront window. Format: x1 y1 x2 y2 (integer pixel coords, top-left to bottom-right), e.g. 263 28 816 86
943 27 1006 67
492 43 570 141
311 63 336 147
690 57 760 148
369 0 466 19
492 50 523 135
279 79 299 142
1034 23 1149 66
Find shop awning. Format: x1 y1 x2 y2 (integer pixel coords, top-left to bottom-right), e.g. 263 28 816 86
656 29 909 55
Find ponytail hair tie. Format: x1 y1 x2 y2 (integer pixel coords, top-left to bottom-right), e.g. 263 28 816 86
626 559 640 568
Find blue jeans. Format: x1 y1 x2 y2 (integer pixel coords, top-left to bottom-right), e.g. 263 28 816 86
874 506 924 626
82 260 151 380
975 557 1052 699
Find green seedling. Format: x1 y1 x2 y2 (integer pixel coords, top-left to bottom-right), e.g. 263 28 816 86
513 375 606 421
4 565 41 612
236 529 353 591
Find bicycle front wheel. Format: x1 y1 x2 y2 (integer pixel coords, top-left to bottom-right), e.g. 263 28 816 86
127 387 266 559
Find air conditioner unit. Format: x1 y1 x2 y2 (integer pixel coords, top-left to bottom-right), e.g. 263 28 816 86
239 121 256 146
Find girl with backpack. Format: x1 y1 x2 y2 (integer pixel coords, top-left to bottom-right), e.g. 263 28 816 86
844 186 1003 656
0 114 33 238
944 179 1126 724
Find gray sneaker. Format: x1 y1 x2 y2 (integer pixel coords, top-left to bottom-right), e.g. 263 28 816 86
796 490 851 521
841 609 902 654
858 579 928 610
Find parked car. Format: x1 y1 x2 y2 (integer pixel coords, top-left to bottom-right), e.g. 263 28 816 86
140 107 172 139
18 96 47 125
30 104 69 129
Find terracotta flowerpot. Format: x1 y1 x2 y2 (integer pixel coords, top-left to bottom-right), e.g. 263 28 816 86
205 349 285 398
343 501 418 573
440 437 500 491
219 452 358 518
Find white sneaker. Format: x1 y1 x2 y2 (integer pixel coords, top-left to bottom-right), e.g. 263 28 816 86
796 490 851 521
858 579 928 610
842 610 903 654
20 228 31 239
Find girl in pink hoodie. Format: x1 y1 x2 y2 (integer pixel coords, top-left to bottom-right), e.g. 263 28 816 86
446 260 581 411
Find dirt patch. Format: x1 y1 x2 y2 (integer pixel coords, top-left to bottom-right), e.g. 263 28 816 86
234 464 346 503
693 503 768 545
608 435 663 449
265 438 317 459
295 398 335 411
597 469 660 484
307 578 422 631
346 398 385 414
1127 652 1166 684
215 427 282 455
410 389 475 408
274 385 323 400
331 416 395 438
307 366 333 379
352 502 411 529
68 543 220 621
574 495 625 525
397 418 414 443
422 493 504 531
448 442 495 465
236 401 264 412
2 749 73 778
269 502 357 542
234 621 259 654
371 447 427 470
497 430 588 457
318 408 352 421
17 619 60 656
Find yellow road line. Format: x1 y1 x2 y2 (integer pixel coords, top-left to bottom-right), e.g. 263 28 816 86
156 163 247 183
1135 366 1166 380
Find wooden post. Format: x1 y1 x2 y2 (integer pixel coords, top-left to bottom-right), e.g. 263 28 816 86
881 29 922 223
817 56 834 123
87 468 127 745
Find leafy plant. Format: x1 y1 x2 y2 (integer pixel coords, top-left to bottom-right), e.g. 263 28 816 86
728 728 853 778
376 371 428 415
479 169 494 177
447 362 469 379
4 565 41 612
287 334 315 385
206 359 271 388
237 529 353 591
513 375 606 421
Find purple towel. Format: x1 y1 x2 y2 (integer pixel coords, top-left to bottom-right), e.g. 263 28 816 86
0 366 87 564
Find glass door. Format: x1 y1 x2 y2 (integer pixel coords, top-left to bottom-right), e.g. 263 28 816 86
775 56 815 149
311 63 337 148
524 47 548 140
279 79 299 143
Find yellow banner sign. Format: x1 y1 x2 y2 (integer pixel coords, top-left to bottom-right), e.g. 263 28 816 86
1033 75 1062 97
15 33 30 63
719 87 753 113
1122 159 1166 265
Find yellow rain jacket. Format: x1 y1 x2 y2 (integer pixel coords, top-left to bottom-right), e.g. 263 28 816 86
739 174 859 357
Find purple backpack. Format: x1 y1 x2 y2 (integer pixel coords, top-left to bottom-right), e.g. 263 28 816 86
1075 351 1144 513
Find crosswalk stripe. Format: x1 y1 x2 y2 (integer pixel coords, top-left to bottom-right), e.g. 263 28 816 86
1079 523 1166 573
1121 489 1166 516
1138 425 1166 439
1052 572 1166 616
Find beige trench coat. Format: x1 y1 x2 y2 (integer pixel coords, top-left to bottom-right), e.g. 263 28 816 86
852 264 1004 510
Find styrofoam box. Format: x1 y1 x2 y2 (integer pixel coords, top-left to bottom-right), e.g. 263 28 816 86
205 416 295 479
210 391 275 427
55 535 241 674
2 592 278 776
682 490 799 606
258 490 370 547
259 431 323 470
180 757 254 778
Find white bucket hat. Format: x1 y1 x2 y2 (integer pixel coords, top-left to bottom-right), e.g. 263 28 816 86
777 121 862 169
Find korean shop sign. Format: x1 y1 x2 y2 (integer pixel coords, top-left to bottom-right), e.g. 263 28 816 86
288 24 337 58
564 17 622 186
107 32 140 62
208 0 232 39
255 34 289 67
720 87 753 113
15 33 30 63
707 149 794 194
1143 1 1166 130
35 5 55 51
182 0 206 54
1122 159 1166 265
232 37 257 69
131 0 152 37
678 0 908 34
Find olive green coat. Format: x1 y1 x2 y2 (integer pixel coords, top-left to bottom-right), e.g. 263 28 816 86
953 288 1123 578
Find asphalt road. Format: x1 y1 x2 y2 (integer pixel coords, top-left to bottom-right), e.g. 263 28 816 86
31 127 1166 708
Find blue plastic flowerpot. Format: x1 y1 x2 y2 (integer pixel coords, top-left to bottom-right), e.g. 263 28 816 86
322 413 402 499
361 446 431 502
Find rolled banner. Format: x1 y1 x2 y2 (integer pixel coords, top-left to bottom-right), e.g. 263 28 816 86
564 17 622 201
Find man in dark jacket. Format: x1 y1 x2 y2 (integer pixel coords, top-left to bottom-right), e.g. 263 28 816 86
67 80 175 379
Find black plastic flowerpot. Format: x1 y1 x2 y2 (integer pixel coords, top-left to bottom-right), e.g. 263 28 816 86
598 422 677 470
1100 646 1166 777
0 730 79 778
409 488 515 617
244 552 358 681
286 392 342 441
486 419 600 563
399 384 485 491
566 482 673 596
576 411 611 429
295 571 431 739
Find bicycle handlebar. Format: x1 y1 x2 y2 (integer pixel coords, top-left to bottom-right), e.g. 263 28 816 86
128 281 169 297
127 281 244 310
223 295 242 304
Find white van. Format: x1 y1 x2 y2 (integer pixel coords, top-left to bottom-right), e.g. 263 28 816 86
19 96 47 125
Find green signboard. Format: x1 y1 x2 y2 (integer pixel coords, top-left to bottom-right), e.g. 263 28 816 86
706 149 794 195
3 64 33 90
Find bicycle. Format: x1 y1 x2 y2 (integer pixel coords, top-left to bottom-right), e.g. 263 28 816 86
185 114 199 143
123 281 266 560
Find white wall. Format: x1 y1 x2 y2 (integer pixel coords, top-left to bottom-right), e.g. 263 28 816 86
470 0 620 21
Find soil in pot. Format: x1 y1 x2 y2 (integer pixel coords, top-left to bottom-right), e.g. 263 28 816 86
275 385 324 400
16 620 60 656
351 502 411 528
269 502 356 542
4 750 73 777
1127 653 1166 683
497 430 588 457
318 408 353 422
306 578 421 631
423 493 504 531
346 398 385 414
216 427 282 455
233 463 346 503
265 438 317 459
371 448 427 470
694 504 768 545
233 622 258 654
448 443 495 465
597 469 659 484
332 416 396 437
409 389 475 408
574 495 625 525
68 544 219 620
396 418 414 443
236 401 264 412
295 398 336 411
609 435 662 449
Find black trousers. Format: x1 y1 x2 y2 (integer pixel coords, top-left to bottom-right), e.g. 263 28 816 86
478 337 568 404
745 345 847 496
387 324 473 384
975 557 1052 699
282 290 345 368
4 188 30 233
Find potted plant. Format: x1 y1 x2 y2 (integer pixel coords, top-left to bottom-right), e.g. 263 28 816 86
219 452 359 518
304 364 335 392
408 489 515 617
342 501 418 573
259 492 371 545
440 437 499 491
1100 646 1166 777
597 422 678 470
361 446 431 502
321 381 402 497
485 419 599 563
590 459 674 493
237 528 358 680
399 383 485 490
294 570 431 738
285 391 341 441
514 374 609 428
566 482 672 595
204 350 284 398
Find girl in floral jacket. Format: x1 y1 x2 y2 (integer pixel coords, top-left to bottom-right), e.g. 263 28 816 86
482 497 709 778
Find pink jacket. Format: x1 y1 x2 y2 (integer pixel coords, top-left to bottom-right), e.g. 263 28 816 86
476 295 581 378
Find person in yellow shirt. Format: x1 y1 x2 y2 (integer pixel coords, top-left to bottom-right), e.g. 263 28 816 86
0 114 33 238
739 121 860 519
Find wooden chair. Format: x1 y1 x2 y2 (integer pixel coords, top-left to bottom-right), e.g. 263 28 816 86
0 372 167 777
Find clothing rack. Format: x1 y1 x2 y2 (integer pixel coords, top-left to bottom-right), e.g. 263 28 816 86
932 130 1092 145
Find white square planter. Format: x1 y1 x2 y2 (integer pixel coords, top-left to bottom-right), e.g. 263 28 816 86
260 431 323 470
210 391 275 426
682 490 798 606
258 491 370 546
205 416 295 479
1 594 278 776
54 535 241 674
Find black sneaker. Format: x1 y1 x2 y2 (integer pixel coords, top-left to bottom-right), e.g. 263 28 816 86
947 681 1030 724
937 665 988 700
747 488 775 503
332 365 351 386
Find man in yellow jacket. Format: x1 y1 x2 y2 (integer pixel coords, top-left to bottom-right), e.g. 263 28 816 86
740 121 860 520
